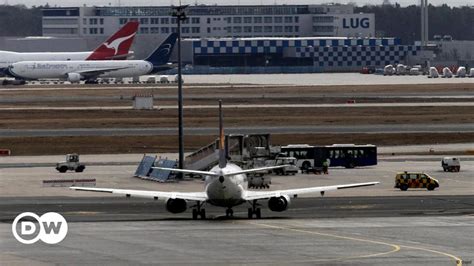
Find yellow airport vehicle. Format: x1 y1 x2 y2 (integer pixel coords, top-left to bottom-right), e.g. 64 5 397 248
394 171 439 191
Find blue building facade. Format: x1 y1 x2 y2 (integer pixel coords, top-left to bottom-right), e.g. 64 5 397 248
190 37 421 73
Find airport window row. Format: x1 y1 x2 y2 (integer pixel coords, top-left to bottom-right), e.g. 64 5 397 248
117 16 299 25
97 6 310 16
121 25 300 35
84 28 105 34
231 25 299 33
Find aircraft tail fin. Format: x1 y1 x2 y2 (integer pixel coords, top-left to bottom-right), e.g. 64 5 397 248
86 21 139 60
218 100 227 168
145 33 178 66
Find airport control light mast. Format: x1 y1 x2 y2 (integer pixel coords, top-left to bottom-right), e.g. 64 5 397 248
172 4 188 179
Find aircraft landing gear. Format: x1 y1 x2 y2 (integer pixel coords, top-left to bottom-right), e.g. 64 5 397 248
248 200 261 219
192 201 206 220
225 208 234 217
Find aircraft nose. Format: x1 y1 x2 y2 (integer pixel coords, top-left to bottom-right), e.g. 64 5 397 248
219 176 225 183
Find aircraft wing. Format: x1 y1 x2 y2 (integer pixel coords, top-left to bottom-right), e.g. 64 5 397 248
243 182 379 201
152 165 289 177
70 187 208 201
152 167 220 177
72 66 131 78
224 165 290 177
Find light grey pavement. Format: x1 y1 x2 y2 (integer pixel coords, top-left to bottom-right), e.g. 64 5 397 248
181 73 474 85
1 152 473 265
1 155 473 198
3 72 473 86
0 215 471 265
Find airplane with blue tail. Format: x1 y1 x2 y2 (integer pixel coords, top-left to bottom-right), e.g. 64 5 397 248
6 33 177 83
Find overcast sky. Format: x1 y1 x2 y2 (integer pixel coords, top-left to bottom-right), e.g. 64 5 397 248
4 0 473 7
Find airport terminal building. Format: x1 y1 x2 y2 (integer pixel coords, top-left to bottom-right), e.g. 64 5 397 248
0 4 426 73
42 5 375 39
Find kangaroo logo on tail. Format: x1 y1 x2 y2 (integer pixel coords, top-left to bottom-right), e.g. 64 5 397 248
103 32 137 56
87 21 139 60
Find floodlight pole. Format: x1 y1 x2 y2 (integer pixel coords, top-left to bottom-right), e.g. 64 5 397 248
172 5 187 179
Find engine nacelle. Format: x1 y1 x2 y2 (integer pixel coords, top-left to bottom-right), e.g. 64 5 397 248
268 195 291 212
165 198 187 214
442 67 453 78
67 73 82 83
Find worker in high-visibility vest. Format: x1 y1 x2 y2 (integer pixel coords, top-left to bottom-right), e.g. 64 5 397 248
322 159 330 174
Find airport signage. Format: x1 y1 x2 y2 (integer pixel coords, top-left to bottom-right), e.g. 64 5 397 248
12 212 68 244
342 17 370 29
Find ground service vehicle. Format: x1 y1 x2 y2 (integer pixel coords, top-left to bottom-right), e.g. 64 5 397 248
247 175 271 189
279 144 377 170
394 172 439 191
273 157 298 175
56 154 85 173
441 157 461 172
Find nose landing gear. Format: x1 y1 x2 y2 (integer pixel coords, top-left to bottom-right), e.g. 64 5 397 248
225 208 234 217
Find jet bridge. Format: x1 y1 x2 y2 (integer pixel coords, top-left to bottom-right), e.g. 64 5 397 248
184 134 271 171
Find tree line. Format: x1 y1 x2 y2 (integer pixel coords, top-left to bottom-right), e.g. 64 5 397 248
356 4 473 43
0 5 42 36
0 4 472 43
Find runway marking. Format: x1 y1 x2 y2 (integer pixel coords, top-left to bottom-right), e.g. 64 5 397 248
247 221 463 265
397 244 463 266
245 221 400 262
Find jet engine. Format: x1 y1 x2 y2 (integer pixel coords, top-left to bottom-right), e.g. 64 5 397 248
456 67 466 78
67 73 82 83
268 195 291 212
442 67 453 78
166 198 187 213
428 67 439 78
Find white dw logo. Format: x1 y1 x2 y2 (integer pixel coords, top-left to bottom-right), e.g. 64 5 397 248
12 212 68 244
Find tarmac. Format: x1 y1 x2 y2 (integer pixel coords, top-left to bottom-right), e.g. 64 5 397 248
1 74 473 264
1 152 473 265
0 196 472 265
1 155 474 197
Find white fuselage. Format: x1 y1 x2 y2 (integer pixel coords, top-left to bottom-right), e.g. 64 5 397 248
204 163 248 207
0 51 92 69
9 60 153 80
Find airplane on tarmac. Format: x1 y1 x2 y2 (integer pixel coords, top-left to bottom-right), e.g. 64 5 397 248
6 33 178 83
71 101 379 220
0 21 139 75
